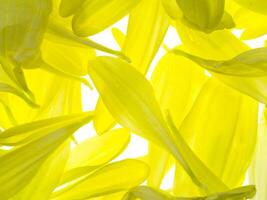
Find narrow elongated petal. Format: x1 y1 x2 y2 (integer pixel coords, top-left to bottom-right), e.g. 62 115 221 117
47 21 129 61
0 112 92 145
54 159 149 200
173 48 267 77
122 0 169 73
123 185 255 200
72 0 141 36
67 128 130 169
0 112 92 199
15 142 70 200
93 98 116 135
176 22 267 104
0 69 83 127
88 56 227 194
148 52 207 188
174 79 258 195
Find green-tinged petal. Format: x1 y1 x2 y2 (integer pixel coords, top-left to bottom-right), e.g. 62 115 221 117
41 39 96 76
0 69 83 127
176 22 267 104
123 185 255 200
0 112 92 199
72 0 142 36
162 0 182 19
67 128 130 169
0 0 52 66
175 21 248 60
174 79 258 195
88 56 227 194
122 0 169 73
0 0 52 97
93 98 116 135
0 56 32 97
0 82 37 108
0 112 92 145
47 21 129 61
59 0 86 17
176 0 234 32
15 142 70 200
235 0 267 15
53 159 149 200
173 48 267 77
93 0 168 133
147 52 207 188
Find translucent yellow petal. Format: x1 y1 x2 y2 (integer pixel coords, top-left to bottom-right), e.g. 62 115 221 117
72 0 141 36
0 0 52 66
67 128 130 169
47 21 129 61
173 47 267 77
234 8 267 40
88 56 227 193
122 0 169 73
174 79 258 195
176 0 234 32
0 112 92 199
235 0 267 15
53 159 149 200
93 98 116 135
0 112 92 145
59 0 85 17
162 0 182 19
15 142 70 200
176 22 267 104
147 144 173 188
147 52 207 188
249 109 267 200
0 69 83 127
41 39 95 76
123 185 255 200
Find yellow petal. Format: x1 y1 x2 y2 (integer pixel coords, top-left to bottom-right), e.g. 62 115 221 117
173 48 267 77
15 142 70 200
88 56 227 194
0 112 92 199
54 159 149 200
122 0 169 73
67 128 130 169
174 79 258 195
0 112 92 145
249 109 267 200
235 0 267 15
93 98 116 135
72 0 141 36
59 0 85 17
175 22 267 104
177 0 234 32
124 185 255 200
